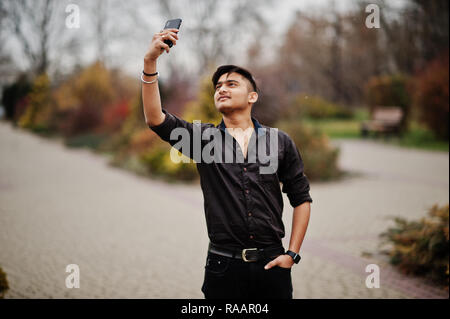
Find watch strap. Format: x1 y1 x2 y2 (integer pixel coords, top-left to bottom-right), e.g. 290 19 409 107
285 250 301 264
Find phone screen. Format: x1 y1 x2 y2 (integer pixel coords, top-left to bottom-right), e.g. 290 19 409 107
164 18 182 30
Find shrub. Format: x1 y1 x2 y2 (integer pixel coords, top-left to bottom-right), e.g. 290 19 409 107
101 99 130 133
72 62 114 111
64 133 109 150
138 75 218 182
0 266 9 298
1 74 31 122
107 128 160 176
102 92 155 162
55 62 115 136
18 73 54 132
139 140 198 182
379 204 449 288
412 51 449 141
287 94 354 120
62 105 104 137
276 120 342 181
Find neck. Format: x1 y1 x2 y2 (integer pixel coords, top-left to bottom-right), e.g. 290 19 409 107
222 111 254 130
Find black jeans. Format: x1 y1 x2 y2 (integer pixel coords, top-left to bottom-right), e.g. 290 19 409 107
201 252 293 299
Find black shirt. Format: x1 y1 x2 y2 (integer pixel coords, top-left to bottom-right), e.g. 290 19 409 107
149 109 312 249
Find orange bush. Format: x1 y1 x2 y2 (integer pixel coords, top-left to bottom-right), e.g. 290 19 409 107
101 100 130 132
380 204 449 288
53 62 136 137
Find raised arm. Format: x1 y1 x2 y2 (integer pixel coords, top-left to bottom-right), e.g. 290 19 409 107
142 28 179 127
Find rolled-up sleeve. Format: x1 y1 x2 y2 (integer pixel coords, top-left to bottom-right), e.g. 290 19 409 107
278 134 313 208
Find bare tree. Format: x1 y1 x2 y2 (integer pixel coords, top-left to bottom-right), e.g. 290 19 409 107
376 0 449 73
93 0 108 63
3 0 59 74
155 0 273 78
0 1 19 87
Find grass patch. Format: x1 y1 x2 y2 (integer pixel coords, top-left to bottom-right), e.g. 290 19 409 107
303 107 370 139
387 122 449 152
64 133 109 150
304 119 362 139
304 108 448 152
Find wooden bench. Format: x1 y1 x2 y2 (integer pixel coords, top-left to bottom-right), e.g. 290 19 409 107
361 106 404 138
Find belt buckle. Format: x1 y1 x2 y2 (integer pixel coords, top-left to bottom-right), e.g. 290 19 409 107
242 248 258 262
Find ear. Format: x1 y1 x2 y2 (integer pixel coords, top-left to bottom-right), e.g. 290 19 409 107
248 91 258 104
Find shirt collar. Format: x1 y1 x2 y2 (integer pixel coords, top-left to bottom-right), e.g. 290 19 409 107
217 117 266 137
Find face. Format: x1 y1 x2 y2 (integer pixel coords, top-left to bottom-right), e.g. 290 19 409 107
214 72 258 113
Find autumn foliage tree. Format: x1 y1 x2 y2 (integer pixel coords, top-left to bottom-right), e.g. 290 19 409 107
413 52 449 141
18 73 54 132
51 62 136 137
61 62 114 136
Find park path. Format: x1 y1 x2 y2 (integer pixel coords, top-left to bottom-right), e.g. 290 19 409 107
0 121 448 298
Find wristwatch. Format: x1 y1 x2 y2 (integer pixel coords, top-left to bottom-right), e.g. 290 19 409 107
285 250 301 264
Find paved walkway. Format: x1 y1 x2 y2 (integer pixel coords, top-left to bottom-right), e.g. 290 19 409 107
0 122 448 298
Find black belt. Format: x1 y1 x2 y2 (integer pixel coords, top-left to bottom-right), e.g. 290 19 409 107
208 242 285 262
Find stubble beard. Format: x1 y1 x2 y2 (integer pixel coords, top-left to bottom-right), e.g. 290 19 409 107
216 101 248 115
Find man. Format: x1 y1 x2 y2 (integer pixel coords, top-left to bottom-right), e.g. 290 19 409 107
142 28 312 299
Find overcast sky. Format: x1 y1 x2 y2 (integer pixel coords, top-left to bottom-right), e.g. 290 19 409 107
113 0 365 77
2 0 408 80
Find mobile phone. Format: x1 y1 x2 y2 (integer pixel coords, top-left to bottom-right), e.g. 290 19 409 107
163 18 182 48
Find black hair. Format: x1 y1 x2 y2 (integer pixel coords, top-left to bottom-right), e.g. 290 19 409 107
212 65 258 93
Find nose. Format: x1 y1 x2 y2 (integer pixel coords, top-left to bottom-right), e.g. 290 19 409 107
218 85 228 94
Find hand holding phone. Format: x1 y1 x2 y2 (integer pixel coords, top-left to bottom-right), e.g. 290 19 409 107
163 18 182 48
144 19 181 61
